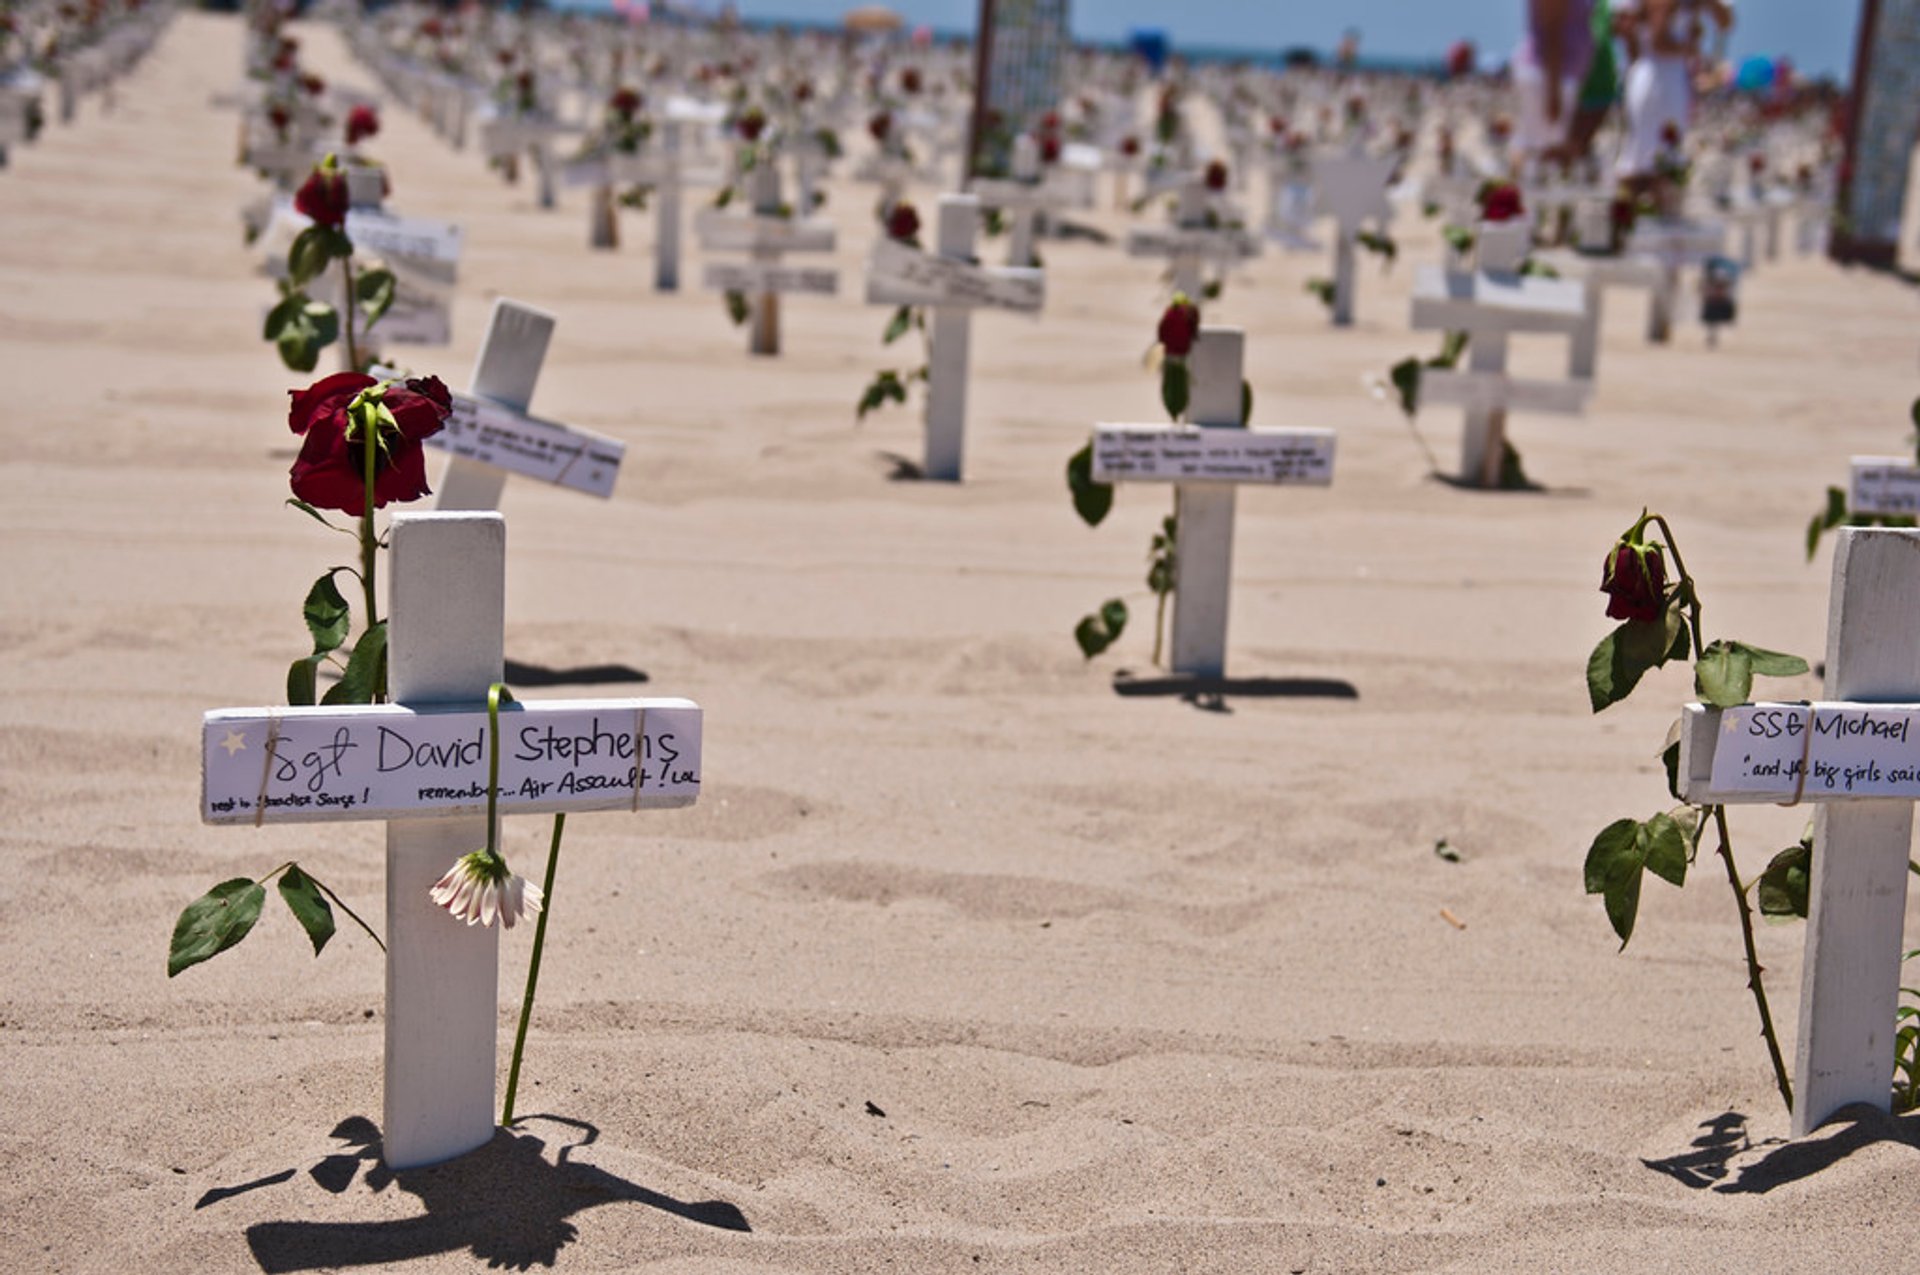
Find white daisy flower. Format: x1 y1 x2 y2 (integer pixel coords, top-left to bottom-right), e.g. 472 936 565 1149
430 850 545 930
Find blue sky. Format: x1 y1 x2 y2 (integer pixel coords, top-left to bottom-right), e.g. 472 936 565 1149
725 0 1861 80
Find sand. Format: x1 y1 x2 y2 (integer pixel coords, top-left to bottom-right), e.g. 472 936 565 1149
3 11 1919 1272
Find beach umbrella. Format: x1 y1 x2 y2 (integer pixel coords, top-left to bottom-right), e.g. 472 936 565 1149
843 5 904 33
1734 55 1776 92
1129 28 1168 74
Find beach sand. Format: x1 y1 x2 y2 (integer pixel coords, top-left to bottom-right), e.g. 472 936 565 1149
3 12 1918 1272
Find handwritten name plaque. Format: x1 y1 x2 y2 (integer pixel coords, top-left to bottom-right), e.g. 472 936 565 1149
1090 425 1336 485
702 262 838 295
865 239 1043 312
1126 225 1262 261
1702 702 1920 799
1849 457 1920 516
202 698 701 825
693 212 835 254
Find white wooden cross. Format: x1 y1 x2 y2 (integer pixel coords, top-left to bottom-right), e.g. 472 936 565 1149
1087 328 1335 678
1677 527 1920 1137
409 299 628 511
564 124 720 290
969 135 1068 268
480 113 570 210
697 163 839 357
1125 178 1262 300
1625 218 1726 344
1308 151 1396 327
864 192 1044 481
1409 220 1593 487
199 511 702 1169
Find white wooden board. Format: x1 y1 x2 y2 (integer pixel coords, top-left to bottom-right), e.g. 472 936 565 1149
702 262 838 295
865 238 1043 312
425 389 624 498
1090 425 1335 485
202 698 700 824
693 211 835 253
1126 224 1262 262
1410 266 1590 334
1419 368 1591 415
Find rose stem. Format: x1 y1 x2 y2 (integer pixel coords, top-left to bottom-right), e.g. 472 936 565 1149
1652 513 1794 1114
359 385 381 701
501 812 565 1127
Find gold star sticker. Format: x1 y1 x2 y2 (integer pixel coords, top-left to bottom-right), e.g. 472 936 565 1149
219 729 248 756
1724 714 1742 735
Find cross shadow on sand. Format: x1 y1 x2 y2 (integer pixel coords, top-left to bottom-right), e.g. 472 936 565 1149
1111 668 1359 713
1642 1105 1920 1194
234 1115 748 1272
503 658 650 688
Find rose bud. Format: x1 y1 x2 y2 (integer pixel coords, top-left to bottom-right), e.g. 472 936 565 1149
344 104 379 146
886 201 920 243
1204 159 1228 191
294 163 351 229
1479 181 1524 222
1157 294 1200 359
1600 540 1666 624
736 107 765 142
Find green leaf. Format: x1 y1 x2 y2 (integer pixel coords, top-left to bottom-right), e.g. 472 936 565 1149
724 290 749 326
1304 277 1335 310
1732 641 1809 680
1434 330 1470 368
355 267 396 327
1074 597 1128 659
1807 486 1849 560
1065 443 1114 527
1443 225 1475 255
1388 357 1421 418
1240 380 1253 428
1584 815 1688 948
1662 738 1683 802
1758 837 1812 920
1641 813 1689 887
1160 358 1189 421
276 864 336 956
856 370 907 421
168 878 267 977
302 573 351 655
1695 639 1755 708
263 293 303 341
322 621 386 706
287 653 323 706
288 224 336 288
1588 619 1669 713
882 305 913 345
1200 278 1222 301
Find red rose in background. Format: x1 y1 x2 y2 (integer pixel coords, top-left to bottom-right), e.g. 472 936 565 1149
886 201 919 243
1157 295 1199 358
609 87 642 118
1039 133 1061 164
736 107 765 142
294 164 350 228
288 373 452 514
345 104 379 146
1119 135 1140 157
1479 182 1524 222
868 111 891 143
1204 159 1228 191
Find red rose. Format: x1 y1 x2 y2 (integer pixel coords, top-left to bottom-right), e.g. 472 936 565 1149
288 373 451 515
1488 115 1512 141
1040 133 1061 164
1119 135 1140 157
345 104 379 146
1269 114 1287 135
900 66 922 94
268 103 291 134
1609 196 1637 232
1157 295 1199 358
868 111 891 143
1600 542 1665 624
1660 121 1681 149
793 80 813 103
300 73 324 97
1748 153 1766 174
736 108 765 142
609 87 642 118
886 201 919 243
1479 181 1524 222
294 164 350 228
1204 159 1228 191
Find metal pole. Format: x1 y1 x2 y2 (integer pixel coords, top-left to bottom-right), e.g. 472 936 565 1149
966 0 997 181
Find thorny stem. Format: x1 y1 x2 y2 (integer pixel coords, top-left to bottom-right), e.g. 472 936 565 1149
340 253 361 373
1652 512 1794 1115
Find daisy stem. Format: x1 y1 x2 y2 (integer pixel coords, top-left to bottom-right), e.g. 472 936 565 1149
502 812 564 1127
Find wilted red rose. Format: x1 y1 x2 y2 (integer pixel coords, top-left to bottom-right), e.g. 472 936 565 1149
345 104 379 146
299 73 324 97
287 373 452 514
900 66 922 94
736 107 766 142
1748 153 1766 174
609 87 642 118
294 164 350 228
1659 121 1681 149
1446 40 1475 79
1157 295 1199 358
886 201 919 242
1479 181 1524 222
1039 133 1061 164
268 103 291 135
1600 541 1665 624
868 110 891 142
1119 135 1140 157
1269 114 1287 135
1204 159 1228 191
793 80 813 102
1609 196 1637 232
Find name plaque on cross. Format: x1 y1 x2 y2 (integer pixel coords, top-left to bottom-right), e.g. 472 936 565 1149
866 237 1043 312
693 212 835 254
701 262 838 296
1125 224 1261 262
1682 701 1920 801
1089 426 1335 485
202 698 701 824
1850 457 1920 516
424 391 626 500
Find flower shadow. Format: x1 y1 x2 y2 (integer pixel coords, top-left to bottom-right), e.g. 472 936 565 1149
1642 1105 1920 1194
1640 1110 1770 1189
239 1114 749 1272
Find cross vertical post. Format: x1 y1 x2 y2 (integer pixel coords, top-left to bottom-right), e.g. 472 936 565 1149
1169 329 1245 678
656 120 684 291
924 194 977 481
750 163 783 356
1794 529 1920 1136
382 511 506 1170
435 299 556 512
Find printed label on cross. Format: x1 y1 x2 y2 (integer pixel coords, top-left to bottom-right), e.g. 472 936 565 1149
1849 458 1920 516
418 299 626 511
1087 328 1335 678
1410 225 1592 488
197 512 704 1169
1677 528 1920 1137
1308 151 1395 326
1625 219 1727 342
1125 179 1261 298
